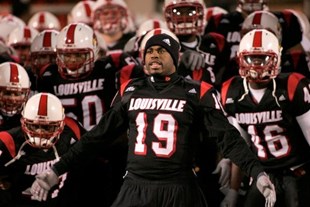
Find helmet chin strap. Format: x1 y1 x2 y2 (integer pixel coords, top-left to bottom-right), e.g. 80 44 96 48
238 77 280 107
5 141 27 167
4 141 60 167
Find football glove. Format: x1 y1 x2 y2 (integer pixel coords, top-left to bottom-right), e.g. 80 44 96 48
180 50 205 71
31 168 59 201
213 158 231 188
220 188 238 207
256 173 276 207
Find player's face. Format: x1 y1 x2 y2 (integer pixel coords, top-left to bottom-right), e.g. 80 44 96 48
0 89 27 115
93 5 125 35
31 53 56 75
144 46 176 76
13 45 31 65
61 52 88 71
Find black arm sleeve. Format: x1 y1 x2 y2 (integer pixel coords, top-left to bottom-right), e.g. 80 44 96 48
53 101 128 175
200 95 264 179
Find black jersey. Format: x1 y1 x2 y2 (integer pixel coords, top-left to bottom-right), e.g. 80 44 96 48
177 33 230 90
204 11 244 61
106 32 136 54
0 117 85 206
273 10 303 52
53 73 265 181
0 113 21 131
281 50 310 78
221 73 310 171
37 52 143 130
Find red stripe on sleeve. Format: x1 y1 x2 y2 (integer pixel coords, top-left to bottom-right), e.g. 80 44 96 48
0 132 16 158
120 80 131 97
209 32 225 52
64 117 81 140
221 77 234 106
192 69 203 81
200 81 212 99
111 52 122 68
287 73 305 101
119 64 135 85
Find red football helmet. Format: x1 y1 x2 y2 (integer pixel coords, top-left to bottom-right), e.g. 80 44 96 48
238 29 282 83
92 0 129 35
0 62 30 116
27 11 61 32
242 10 282 43
56 23 99 80
0 14 25 42
30 30 59 76
21 92 65 149
7 25 39 66
163 0 206 35
68 1 95 26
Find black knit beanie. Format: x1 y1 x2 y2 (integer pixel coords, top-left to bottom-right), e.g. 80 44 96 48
143 33 180 68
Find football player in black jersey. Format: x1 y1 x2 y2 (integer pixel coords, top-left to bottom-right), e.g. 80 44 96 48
205 0 305 83
37 22 143 207
162 1 231 205
241 10 310 79
164 0 230 91
0 62 31 206
31 33 276 207
221 29 310 207
92 0 136 54
0 92 86 207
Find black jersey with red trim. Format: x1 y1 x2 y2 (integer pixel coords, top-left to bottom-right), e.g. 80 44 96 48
53 74 265 181
37 52 143 131
0 117 85 206
281 50 310 78
177 33 230 90
221 73 310 171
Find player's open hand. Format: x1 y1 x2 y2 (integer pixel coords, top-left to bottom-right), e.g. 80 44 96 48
256 173 276 207
30 168 59 201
